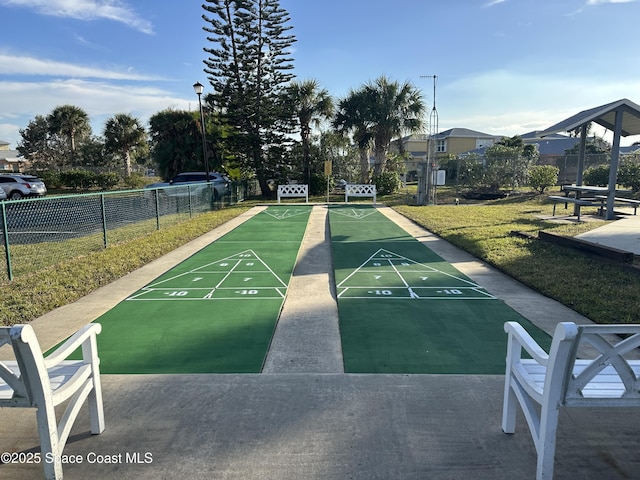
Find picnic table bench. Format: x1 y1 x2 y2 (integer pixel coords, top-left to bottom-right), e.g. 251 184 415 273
594 195 640 215
502 321 640 480
547 195 599 220
345 184 376 203
277 184 308 203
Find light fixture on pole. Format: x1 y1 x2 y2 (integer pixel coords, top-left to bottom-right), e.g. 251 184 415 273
193 81 210 183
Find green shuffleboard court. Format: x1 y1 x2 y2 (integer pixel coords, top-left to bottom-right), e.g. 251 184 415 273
91 206 312 374
329 205 550 374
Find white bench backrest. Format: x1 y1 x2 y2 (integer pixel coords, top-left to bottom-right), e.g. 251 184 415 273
0 325 49 407
345 184 376 195
549 323 640 406
277 184 308 203
345 184 377 203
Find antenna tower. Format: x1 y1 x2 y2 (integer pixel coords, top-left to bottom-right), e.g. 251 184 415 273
418 75 438 205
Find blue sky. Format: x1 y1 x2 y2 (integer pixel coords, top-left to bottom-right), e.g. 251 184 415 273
1 0 640 150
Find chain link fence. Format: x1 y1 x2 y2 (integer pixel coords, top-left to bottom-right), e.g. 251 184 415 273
0 182 246 283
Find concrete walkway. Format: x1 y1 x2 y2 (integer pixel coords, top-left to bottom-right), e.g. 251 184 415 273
2 205 640 480
575 208 640 255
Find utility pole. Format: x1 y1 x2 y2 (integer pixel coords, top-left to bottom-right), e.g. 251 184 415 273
418 75 438 205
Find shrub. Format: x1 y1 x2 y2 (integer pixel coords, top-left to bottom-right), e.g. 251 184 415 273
36 170 62 189
96 172 120 190
618 161 640 192
583 165 609 186
60 170 97 190
373 171 401 196
528 165 559 194
122 173 147 190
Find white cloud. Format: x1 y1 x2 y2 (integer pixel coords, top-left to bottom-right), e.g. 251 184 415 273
0 53 163 80
0 79 193 147
483 0 507 7
587 0 638 4
0 0 153 34
439 69 640 144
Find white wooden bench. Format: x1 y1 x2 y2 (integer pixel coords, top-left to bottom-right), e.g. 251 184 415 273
502 321 640 480
0 323 104 480
345 184 376 203
277 184 308 203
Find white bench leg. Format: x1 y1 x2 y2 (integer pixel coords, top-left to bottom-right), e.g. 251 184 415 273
501 379 517 434
536 404 560 480
36 403 63 480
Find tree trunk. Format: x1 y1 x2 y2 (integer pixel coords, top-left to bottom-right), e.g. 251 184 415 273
359 148 370 183
123 149 132 177
258 174 272 198
372 143 386 177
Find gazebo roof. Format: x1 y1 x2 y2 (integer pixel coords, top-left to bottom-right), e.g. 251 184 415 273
540 98 640 138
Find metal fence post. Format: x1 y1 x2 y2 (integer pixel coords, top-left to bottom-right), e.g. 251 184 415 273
101 193 108 248
155 189 161 230
1 201 12 281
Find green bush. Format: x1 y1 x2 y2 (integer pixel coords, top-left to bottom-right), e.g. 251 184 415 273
60 170 97 190
373 171 401 195
308 173 328 196
96 172 120 190
528 165 559 194
583 165 609 186
36 170 62 189
122 173 147 190
618 161 640 192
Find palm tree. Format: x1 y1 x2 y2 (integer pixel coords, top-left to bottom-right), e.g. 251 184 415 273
363 76 425 177
289 79 334 184
103 113 147 177
333 88 373 183
47 105 91 165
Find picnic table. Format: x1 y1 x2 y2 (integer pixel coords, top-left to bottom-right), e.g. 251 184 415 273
548 185 633 220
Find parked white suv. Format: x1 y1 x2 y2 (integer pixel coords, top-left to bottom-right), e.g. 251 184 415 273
0 174 47 200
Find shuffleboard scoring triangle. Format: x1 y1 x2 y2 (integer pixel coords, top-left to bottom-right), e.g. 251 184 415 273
331 208 377 219
336 248 495 300
262 208 309 220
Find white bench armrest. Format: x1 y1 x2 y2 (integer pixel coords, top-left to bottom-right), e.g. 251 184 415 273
504 321 549 366
43 323 102 369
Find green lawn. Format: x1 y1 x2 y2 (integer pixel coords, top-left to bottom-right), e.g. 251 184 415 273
394 194 640 325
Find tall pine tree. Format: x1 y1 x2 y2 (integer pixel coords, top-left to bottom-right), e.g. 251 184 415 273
202 0 296 196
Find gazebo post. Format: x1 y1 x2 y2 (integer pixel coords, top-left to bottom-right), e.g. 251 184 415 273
574 125 588 216
605 108 624 220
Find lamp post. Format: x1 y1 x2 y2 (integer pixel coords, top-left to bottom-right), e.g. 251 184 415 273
193 81 210 182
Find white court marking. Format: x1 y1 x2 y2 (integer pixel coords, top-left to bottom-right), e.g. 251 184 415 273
126 249 288 301
262 208 309 220
336 248 496 300
331 208 377 220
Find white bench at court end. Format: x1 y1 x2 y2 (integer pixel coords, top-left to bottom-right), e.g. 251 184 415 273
0 323 105 480
502 321 640 480
345 184 376 203
277 184 308 203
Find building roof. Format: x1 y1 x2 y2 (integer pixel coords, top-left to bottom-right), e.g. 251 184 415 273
433 128 497 140
541 98 640 138
0 150 23 163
